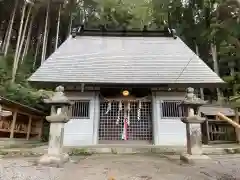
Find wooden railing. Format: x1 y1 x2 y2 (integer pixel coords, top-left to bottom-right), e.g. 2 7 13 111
202 120 236 144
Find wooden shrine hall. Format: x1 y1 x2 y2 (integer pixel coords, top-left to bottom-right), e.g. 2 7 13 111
0 96 45 141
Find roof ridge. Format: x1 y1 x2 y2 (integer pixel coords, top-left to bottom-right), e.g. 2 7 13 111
71 25 177 39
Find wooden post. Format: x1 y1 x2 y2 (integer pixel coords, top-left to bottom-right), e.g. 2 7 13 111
234 108 240 143
26 116 32 140
10 111 17 138
38 118 43 140
205 118 210 144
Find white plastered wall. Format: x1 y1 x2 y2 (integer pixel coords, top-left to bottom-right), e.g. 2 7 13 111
63 91 99 146
152 92 187 146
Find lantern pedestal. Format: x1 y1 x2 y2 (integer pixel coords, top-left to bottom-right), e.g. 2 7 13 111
38 86 71 166
180 116 210 163
180 88 211 163
38 115 69 166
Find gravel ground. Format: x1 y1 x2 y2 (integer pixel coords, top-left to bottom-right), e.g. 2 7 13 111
0 154 240 180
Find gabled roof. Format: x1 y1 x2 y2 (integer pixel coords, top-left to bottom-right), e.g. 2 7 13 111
28 28 225 87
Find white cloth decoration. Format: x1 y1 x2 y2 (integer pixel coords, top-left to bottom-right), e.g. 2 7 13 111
137 100 142 121
105 101 111 114
116 101 122 124
127 102 130 125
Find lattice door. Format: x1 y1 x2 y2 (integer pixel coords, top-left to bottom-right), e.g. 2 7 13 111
98 101 152 141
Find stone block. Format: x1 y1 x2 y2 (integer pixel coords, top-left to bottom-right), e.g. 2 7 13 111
38 153 69 166
180 153 211 164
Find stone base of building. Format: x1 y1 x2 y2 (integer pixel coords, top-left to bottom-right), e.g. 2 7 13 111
38 153 69 166
180 153 211 164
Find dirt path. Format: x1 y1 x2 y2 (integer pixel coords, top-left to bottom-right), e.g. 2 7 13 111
0 154 240 180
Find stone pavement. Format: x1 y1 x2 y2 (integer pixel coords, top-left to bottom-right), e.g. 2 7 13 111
0 154 240 180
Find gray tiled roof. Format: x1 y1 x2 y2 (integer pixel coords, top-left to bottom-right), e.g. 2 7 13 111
29 35 224 85
199 105 240 116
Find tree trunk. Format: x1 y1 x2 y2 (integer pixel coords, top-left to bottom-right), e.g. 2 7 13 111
44 19 50 59
1 19 10 51
211 43 222 102
21 14 34 64
33 28 42 69
41 0 50 64
11 2 27 83
234 107 240 143
3 0 18 56
195 43 204 100
228 61 240 142
55 4 61 51
17 5 32 63
68 8 73 36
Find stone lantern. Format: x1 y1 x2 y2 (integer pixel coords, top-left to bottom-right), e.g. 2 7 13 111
180 87 210 163
38 86 72 166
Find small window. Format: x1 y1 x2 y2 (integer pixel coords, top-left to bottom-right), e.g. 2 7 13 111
161 100 184 118
71 100 90 119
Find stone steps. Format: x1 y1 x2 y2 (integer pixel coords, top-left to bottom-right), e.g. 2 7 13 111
66 145 240 155
0 144 239 158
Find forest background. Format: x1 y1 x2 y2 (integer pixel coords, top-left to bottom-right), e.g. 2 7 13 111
0 0 240 111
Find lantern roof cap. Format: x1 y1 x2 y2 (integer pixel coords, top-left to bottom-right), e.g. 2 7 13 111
44 86 71 106
180 87 206 107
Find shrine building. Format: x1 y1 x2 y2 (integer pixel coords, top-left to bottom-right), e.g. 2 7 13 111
28 26 224 146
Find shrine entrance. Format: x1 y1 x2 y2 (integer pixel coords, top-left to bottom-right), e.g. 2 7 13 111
98 88 153 144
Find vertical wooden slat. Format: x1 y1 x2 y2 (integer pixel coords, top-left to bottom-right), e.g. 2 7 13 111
161 100 183 118
26 116 32 140
71 100 90 118
10 111 17 138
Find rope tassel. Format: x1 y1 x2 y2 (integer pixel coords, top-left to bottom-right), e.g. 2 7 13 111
121 117 128 140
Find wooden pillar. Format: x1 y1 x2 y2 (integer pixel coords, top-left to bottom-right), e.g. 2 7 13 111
10 111 17 138
38 118 43 140
205 119 210 144
26 116 32 140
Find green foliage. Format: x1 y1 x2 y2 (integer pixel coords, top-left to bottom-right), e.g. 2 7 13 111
68 148 92 156
0 54 48 111
1 0 240 107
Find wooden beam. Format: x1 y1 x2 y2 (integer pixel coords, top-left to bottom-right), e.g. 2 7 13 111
10 111 17 138
217 112 240 129
2 106 43 119
26 116 32 140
